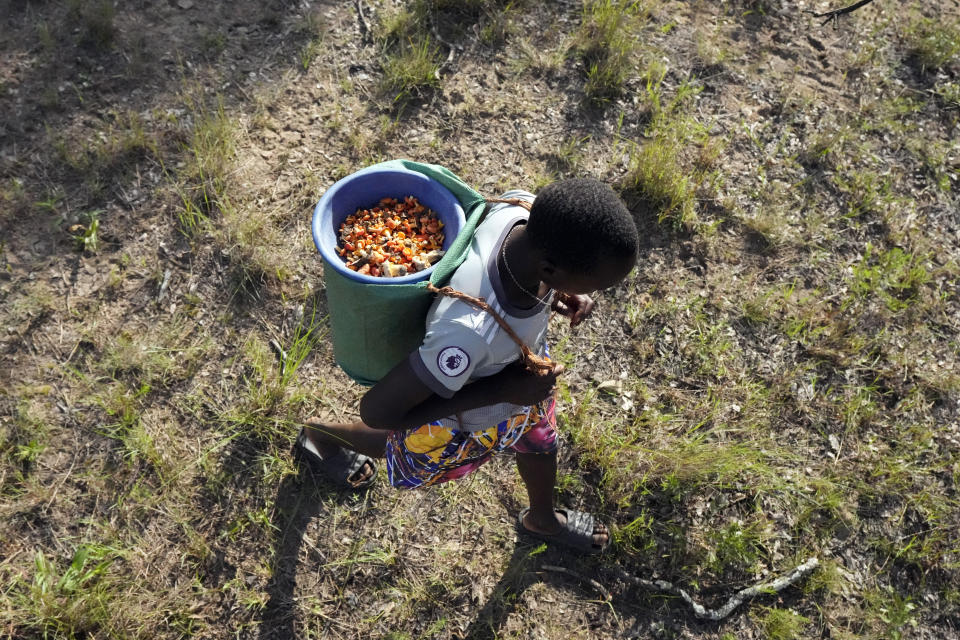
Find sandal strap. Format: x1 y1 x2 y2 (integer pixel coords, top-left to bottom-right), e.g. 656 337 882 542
297 429 375 487
559 509 602 551
517 507 608 553
335 448 369 478
318 446 368 479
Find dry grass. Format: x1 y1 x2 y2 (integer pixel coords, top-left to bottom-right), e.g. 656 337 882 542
1 0 958 638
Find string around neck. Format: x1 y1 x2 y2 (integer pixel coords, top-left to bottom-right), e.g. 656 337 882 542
500 226 553 306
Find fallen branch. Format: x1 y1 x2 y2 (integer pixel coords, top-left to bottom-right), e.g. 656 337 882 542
157 268 172 303
612 557 820 621
430 25 458 78
805 0 878 28
355 0 371 44
542 564 612 602
269 338 287 375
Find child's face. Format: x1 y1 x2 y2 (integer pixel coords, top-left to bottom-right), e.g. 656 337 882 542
541 255 635 296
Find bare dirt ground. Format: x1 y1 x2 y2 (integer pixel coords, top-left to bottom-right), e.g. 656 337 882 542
2 0 959 638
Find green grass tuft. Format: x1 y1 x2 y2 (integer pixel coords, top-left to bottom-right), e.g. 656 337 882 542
71 210 101 253
577 0 653 102
753 606 812 640
8 544 122 638
380 38 442 102
620 71 710 229
170 94 236 236
68 0 116 49
848 244 931 312
904 16 960 71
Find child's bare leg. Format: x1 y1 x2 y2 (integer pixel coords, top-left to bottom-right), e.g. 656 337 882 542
301 418 387 486
515 450 609 546
303 417 388 459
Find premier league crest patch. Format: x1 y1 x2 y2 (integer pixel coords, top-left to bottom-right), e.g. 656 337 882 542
437 346 470 377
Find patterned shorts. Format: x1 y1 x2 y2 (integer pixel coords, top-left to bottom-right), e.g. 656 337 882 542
385 398 558 489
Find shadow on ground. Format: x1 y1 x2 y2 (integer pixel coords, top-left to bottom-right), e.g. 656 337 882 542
459 542 539 640
257 465 335 640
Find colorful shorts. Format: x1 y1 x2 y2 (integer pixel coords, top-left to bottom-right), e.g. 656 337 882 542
385 398 558 489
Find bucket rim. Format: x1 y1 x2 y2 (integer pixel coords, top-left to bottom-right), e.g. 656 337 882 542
311 165 465 285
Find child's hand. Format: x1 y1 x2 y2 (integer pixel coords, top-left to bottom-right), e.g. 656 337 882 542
552 293 594 327
497 361 564 405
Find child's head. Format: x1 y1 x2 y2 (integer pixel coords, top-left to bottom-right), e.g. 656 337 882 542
527 178 638 295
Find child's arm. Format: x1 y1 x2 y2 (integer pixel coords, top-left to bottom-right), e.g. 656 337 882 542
359 358 562 431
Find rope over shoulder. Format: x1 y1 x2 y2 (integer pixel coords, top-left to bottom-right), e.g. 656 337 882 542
426 282 553 375
425 196 551 375
485 197 533 211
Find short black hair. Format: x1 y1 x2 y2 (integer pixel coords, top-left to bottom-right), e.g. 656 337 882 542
527 177 638 272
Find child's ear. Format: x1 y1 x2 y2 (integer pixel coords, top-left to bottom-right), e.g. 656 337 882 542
538 259 557 278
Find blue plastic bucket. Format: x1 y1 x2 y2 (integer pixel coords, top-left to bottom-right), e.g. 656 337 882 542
312 165 466 284
311 164 468 385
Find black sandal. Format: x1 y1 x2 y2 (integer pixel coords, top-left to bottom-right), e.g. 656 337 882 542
517 507 610 554
295 428 378 489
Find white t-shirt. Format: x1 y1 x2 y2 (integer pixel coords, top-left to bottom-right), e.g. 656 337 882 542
408 190 553 431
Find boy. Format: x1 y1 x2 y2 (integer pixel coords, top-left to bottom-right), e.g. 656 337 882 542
297 177 639 553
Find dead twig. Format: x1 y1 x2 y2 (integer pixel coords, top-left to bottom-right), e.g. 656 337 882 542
805 0 878 28
269 338 288 376
611 557 820 620
355 0 371 44
157 268 172 303
429 18 459 78
44 453 79 510
542 564 612 602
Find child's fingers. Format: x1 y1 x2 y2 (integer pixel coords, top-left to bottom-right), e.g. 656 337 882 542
548 364 564 397
570 297 595 326
552 299 571 316
553 295 595 327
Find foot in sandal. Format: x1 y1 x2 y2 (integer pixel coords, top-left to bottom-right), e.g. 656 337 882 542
518 507 610 554
295 427 378 489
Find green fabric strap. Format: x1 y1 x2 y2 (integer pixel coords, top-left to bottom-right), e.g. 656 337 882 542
393 159 488 287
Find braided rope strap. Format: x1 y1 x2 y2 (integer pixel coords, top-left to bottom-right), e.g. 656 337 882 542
426 283 553 376
485 197 532 211
424 196 552 375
